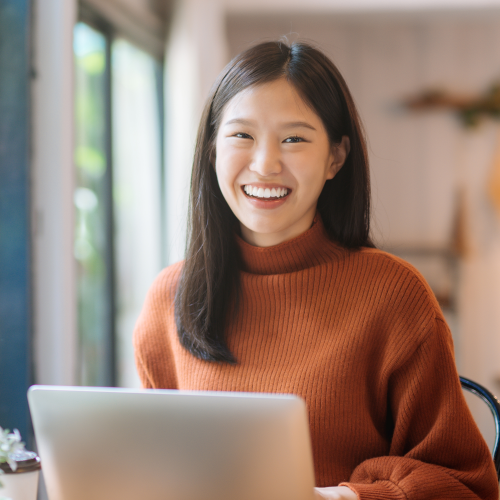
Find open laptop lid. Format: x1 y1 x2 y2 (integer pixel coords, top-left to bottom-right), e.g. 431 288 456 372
28 386 316 500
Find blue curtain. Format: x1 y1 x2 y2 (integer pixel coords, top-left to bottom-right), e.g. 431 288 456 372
0 0 32 443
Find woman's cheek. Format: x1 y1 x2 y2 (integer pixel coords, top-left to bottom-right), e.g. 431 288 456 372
216 158 240 204
228 151 250 182
292 153 328 190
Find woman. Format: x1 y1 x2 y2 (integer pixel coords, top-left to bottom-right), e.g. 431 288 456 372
134 41 498 499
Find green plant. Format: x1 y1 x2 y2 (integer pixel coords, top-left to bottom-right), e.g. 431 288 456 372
0 427 25 491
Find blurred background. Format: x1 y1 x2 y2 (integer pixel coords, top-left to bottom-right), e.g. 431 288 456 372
2 0 500 491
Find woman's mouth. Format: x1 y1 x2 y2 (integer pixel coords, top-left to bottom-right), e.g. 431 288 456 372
242 185 290 200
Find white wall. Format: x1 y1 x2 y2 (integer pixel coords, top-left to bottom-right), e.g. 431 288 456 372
164 0 229 264
32 4 78 498
32 0 78 387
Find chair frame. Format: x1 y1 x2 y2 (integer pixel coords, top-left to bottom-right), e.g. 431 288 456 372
460 376 500 479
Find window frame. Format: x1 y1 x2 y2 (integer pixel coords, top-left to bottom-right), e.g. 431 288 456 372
75 3 165 387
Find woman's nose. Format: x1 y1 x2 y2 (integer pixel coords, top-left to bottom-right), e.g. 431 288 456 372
249 141 282 176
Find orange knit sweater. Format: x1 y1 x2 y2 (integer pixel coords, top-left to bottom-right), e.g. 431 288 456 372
133 218 498 500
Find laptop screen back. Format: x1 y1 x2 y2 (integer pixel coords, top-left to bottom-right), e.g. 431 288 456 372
28 386 315 500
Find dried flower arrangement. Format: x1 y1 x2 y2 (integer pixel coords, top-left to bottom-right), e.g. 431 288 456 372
404 83 500 128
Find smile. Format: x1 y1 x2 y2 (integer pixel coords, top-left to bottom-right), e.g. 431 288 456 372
242 185 290 199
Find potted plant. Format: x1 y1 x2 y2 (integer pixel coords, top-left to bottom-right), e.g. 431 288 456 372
0 427 41 500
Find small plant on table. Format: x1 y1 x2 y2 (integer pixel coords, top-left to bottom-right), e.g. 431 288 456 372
0 427 26 500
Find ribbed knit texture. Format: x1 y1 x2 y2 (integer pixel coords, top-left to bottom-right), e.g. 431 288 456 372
134 218 498 500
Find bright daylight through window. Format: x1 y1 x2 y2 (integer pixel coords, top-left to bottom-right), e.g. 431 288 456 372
73 21 163 388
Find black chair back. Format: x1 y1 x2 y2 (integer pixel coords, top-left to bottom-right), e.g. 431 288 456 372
460 376 500 480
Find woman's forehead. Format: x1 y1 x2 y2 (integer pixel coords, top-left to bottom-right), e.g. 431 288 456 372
220 78 320 126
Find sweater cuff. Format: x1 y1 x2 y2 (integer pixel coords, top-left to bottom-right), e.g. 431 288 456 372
339 480 407 500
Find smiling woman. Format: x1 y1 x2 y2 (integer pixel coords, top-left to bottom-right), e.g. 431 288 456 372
171 41 371 367
133 41 499 500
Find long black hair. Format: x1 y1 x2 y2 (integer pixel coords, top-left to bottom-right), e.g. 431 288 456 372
174 40 373 363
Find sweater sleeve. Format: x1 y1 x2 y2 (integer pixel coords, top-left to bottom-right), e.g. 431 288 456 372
133 264 182 390
341 317 498 500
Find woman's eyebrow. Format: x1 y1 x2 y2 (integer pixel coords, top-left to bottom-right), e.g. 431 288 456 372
281 121 316 131
224 118 254 127
224 118 316 131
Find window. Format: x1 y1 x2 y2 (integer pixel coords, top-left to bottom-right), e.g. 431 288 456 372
73 18 163 388
112 39 163 388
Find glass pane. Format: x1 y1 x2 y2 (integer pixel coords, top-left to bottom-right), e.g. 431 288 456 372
74 22 112 386
112 39 163 388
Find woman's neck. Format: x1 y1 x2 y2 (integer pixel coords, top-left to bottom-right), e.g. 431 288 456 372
239 205 317 248
236 214 344 275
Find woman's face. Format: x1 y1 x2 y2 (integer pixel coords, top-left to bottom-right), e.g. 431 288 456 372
215 78 349 247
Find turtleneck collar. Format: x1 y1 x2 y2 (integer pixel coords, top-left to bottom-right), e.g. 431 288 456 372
236 215 345 275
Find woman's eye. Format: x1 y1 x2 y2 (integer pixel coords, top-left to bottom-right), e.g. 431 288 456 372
234 132 252 139
284 135 304 143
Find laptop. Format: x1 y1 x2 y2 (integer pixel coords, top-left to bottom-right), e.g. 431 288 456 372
28 386 316 500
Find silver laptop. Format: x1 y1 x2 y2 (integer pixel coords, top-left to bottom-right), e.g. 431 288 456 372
28 386 316 500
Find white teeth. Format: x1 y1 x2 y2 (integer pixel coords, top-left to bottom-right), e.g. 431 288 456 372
243 185 289 199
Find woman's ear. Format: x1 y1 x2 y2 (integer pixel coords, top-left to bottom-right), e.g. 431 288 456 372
327 135 350 179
